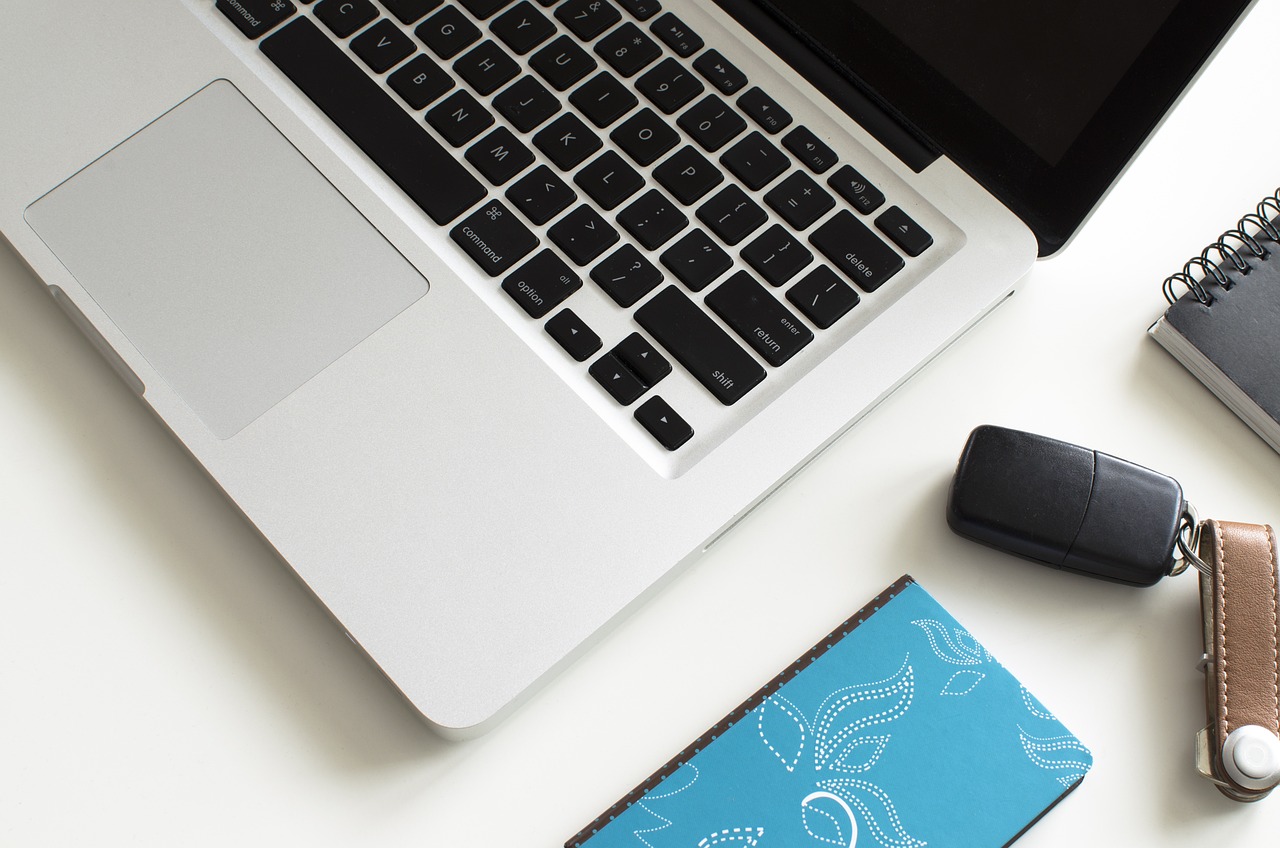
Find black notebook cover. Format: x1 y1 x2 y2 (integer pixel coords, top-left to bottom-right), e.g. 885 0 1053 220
1149 203 1280 454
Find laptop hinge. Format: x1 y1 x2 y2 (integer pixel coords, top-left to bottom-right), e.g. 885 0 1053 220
710 0 939 173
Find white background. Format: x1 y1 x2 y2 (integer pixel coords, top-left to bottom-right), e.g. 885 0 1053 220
4 4 1280 845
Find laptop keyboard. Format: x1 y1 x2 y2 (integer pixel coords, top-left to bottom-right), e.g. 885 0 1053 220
216 0 935 456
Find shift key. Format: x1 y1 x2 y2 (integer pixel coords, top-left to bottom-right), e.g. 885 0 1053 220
809 210 903 292
635 286 765 405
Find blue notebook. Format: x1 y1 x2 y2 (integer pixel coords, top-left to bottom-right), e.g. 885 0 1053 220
568 576 1091 848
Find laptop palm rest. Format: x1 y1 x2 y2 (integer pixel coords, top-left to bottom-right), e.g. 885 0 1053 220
24 79 428 438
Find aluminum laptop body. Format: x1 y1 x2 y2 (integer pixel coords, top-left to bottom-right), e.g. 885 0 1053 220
0 0 1251 734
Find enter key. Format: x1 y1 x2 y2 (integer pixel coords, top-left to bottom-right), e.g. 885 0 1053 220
706 271 813 367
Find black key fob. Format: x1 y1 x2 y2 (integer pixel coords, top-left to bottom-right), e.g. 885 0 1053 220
947 425 1186 586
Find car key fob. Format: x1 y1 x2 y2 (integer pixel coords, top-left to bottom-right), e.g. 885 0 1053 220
946 424 1186 586
947 425 1280 799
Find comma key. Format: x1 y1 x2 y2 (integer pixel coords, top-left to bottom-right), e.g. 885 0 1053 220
809 210 903 292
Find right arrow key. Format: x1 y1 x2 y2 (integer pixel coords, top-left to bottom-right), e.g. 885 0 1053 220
634 396 694 451
875 206 934 257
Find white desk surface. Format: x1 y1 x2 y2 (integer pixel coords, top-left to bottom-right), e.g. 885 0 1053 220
5 7 1280 845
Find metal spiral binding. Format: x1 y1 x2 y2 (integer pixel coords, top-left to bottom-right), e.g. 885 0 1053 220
1161 187 1280 305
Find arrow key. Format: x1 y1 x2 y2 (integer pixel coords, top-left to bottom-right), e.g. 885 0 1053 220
590 353 648 405
545 308 602 361
634 396 693 450
613 332 671 386
875 206 932 257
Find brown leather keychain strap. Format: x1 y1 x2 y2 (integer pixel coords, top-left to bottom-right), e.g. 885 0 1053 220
1198 519 1280 800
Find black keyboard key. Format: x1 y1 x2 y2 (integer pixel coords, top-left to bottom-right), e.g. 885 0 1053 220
454 40 519 95
697 185 766 246
636 57 703 114
451 199 539 275
693 50 747 95
719 131 788 191
315 0 377 37
261 19 485 225
783 125 837 174
809 210 903 291
706 270 812 366
595 23 662 77
533 113 601 169
650 12 702 57
492 75 560 131
786 265 859 329
611 108 678 166
460 0 514 19
741 224 812 286
617 0 661 20
659 228 731 291
828 165 885 215
416 6 480 58
351 19 415 72
737 86 792 135
545 308 602 361
556 0 622 41
591 244 662 306
764 170 835 230
426 89 494 145
379 0 441 25
875 206 933 257
570 73 638 128
217 0 295 38
490 1 555 54
617 189 688 250
677 95 746 152
501 249 581 317
507 164 577 224
634 396 692 451
614 332 671 386
549 205 620 264
574 151 644 210
590 353 648 405
635 286 765 405
465 126 534 184
653 145 722 205
388 54 454 109
504 163 576 224
530 35 598 90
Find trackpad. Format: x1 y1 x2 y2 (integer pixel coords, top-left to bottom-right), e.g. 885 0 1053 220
25 79 428 438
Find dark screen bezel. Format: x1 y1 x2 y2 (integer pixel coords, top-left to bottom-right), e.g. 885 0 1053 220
750 0 1252 255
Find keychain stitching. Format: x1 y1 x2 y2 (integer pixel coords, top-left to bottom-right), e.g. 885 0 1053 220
1267 527 1279 728
1217 523 1231 732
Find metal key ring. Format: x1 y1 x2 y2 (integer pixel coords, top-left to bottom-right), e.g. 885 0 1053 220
1170 502 1211 577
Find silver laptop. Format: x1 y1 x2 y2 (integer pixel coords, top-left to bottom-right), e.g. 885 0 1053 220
0 0 1252 734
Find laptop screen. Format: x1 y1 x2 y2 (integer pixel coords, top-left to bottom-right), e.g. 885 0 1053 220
849 0 1178 167
749 0 1253 254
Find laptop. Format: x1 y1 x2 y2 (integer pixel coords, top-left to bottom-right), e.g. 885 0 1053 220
0 0 1252 735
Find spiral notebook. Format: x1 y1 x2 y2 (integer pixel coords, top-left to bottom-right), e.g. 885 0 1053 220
1149 190 1280 455
567 576 1092 848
